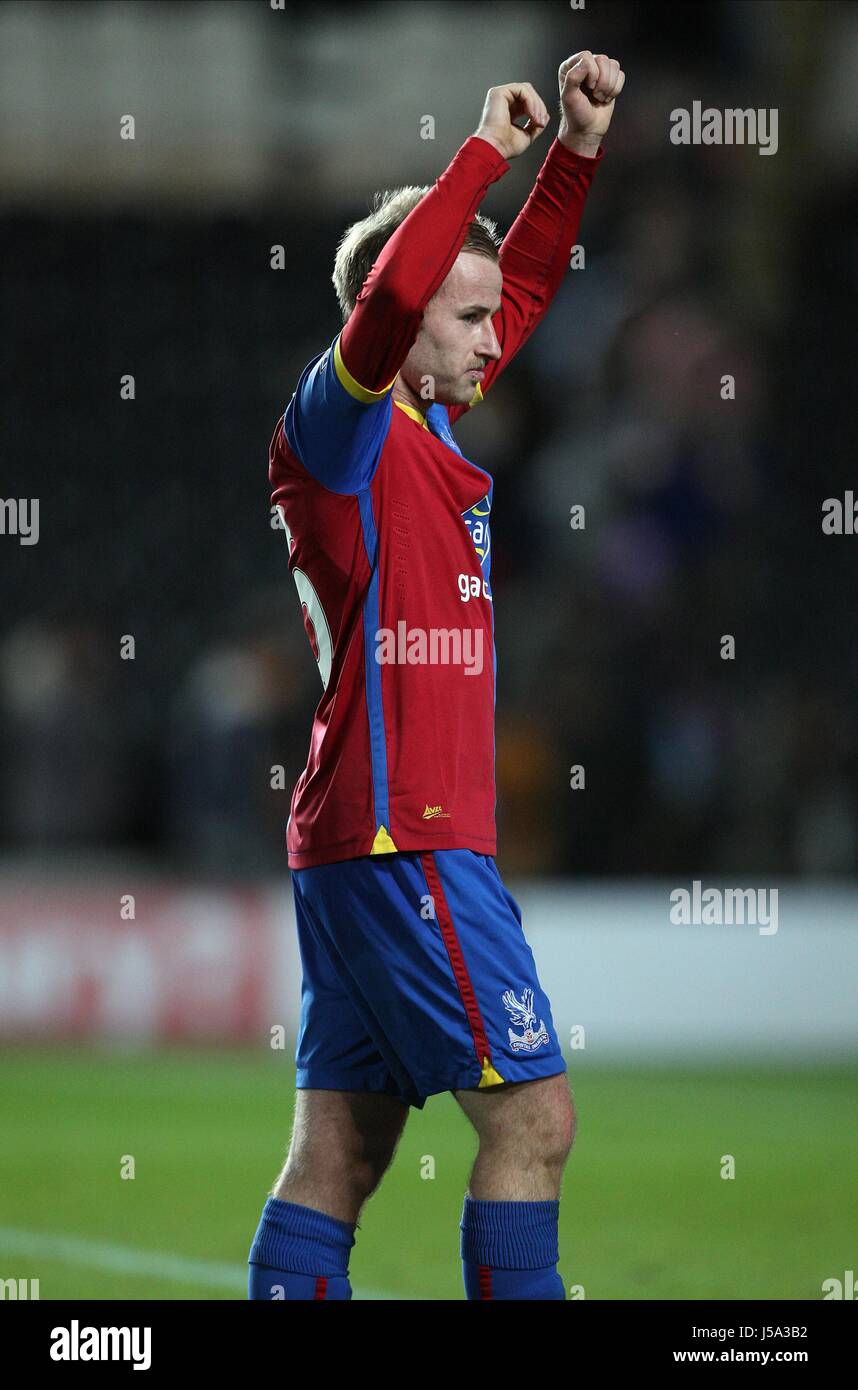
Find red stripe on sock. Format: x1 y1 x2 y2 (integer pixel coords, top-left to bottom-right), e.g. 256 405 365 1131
314 1276 328 1300
478 1265 494 1300
419 852 494 1075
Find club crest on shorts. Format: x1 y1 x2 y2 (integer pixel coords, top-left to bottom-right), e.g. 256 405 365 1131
502 987 549 1052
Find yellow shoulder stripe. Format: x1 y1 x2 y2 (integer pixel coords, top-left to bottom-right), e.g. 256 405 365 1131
333 334 398 404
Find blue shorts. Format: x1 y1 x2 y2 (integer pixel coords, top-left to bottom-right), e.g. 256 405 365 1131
291 848 567 1109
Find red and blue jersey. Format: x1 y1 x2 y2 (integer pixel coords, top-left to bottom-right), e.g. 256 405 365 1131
271 134 603 868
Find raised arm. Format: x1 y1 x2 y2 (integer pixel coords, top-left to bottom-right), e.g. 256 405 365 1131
447 50 625 423
336 82 553 399
282 84 555 493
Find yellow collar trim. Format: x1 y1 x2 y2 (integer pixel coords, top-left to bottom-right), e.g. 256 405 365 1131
393 399 429 428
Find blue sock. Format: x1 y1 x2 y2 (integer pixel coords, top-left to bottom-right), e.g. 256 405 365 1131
248 1196 356 1300
460 1196 566 1300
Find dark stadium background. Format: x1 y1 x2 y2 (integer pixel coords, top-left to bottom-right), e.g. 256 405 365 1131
3 0 855 879
1 0 856 1305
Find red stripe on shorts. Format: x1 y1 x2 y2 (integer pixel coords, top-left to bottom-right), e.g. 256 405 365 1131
419 851 495 1077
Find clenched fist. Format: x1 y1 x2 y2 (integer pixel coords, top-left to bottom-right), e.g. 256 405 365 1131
473 82 551 161
557 51 625 156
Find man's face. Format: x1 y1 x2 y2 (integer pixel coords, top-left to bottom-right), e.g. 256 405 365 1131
399 252 503 407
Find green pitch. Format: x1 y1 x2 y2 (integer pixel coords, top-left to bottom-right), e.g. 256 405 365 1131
1 1046 855 1300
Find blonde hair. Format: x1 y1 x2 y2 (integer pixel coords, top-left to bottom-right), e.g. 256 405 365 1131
332 184 502 324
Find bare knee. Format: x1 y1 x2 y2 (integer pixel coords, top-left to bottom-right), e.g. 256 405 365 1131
334 1130 402 1198
521 1081 576 1167
458 1073 576 1169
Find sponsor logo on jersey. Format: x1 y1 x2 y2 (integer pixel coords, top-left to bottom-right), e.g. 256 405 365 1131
421 803 451 820
457 573 492 603
462 493 492 574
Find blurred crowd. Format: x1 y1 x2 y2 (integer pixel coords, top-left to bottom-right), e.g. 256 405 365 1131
2 0 856 878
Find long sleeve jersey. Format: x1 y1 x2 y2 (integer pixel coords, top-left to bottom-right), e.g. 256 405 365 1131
271 133 603 868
